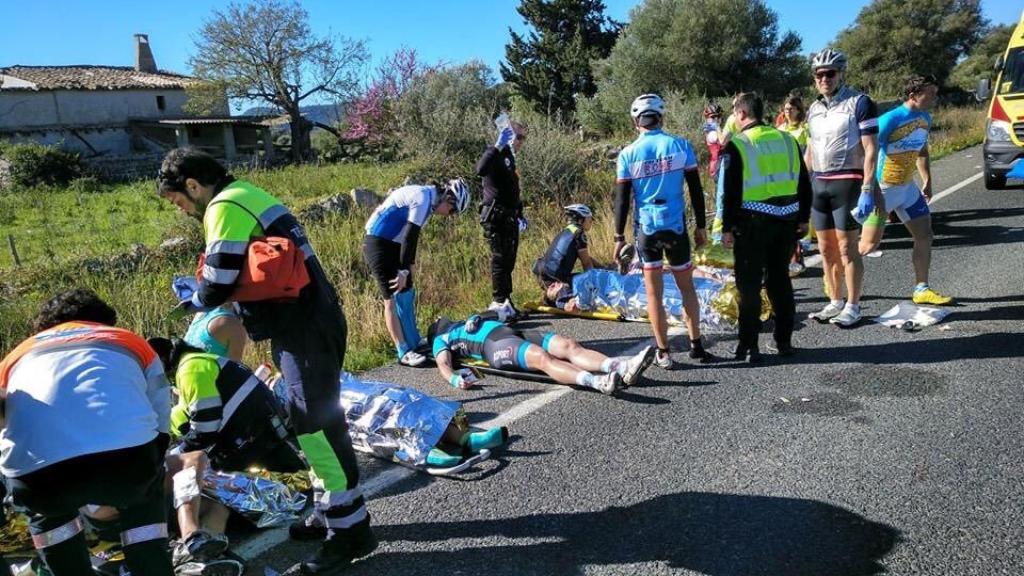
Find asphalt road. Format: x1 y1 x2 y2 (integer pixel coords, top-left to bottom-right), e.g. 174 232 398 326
252 145 1024 576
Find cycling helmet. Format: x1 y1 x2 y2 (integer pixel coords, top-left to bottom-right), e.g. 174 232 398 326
564 204 593 221
427 317 456 347
703 103 723 118
445 178 470 214
811 48 847 71
630 94 665 119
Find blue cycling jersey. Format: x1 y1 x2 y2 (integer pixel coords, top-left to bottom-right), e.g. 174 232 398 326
616 129 698 234
431 319 503 361
876 104 931 187
365 185 437 243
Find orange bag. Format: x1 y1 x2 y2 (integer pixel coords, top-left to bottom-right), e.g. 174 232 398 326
196 236 310 302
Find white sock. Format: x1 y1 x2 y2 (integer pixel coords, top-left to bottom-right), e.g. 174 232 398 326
830 298 845 307
576 371 595 387
601 358 619 374
846 302 860 312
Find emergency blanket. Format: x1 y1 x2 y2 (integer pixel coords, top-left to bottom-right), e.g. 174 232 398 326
338 373 465 466
201 470 306 528
873 301 951 329
571 269 770 332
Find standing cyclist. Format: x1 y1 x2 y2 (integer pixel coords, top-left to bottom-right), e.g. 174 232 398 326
613 94 710 369
805 48 884 327
476 120 528 320
859 74 953 305
156 148 375 575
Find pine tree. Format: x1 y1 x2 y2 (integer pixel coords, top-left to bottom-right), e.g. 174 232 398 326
500 0 621 115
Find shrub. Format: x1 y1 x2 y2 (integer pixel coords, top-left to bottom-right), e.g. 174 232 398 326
508 101 590 205
0 142 82 190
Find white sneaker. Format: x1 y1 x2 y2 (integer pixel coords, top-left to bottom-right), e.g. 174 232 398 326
654 349 673 370
621 345 656 387
829 305 862 327
808 301 844 322
399 350 427 367
591 372 622 395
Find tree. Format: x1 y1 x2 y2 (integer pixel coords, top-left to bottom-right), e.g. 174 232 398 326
187 0 369 161
949 24 1015 91
580 0 804 135
833 0 985 97
500 0 621 115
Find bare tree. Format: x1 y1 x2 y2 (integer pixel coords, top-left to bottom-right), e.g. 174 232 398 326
187 0 368 161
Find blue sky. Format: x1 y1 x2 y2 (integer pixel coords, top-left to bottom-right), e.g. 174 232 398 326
2 0 1021 79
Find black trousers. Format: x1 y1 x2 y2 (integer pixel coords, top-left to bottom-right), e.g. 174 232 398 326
733 214 798 349
483 219 520 303
8 440 173 576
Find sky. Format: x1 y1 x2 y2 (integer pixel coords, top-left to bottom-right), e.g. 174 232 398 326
2 0 1021 81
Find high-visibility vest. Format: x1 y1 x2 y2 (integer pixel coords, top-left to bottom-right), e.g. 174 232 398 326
733 124 801 216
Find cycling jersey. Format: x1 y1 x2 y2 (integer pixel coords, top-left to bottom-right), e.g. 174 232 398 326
432 319 503 363
876 104 931 187
806 85 879 177
616 129 699 235
184 306 238 357
364 185 437 243
432 319 553 371
534 224 588 283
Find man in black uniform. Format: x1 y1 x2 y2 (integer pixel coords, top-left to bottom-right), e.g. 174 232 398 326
476 120 527 319
720 93 813 362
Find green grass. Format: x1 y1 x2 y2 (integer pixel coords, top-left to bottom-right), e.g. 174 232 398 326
928 105 986 160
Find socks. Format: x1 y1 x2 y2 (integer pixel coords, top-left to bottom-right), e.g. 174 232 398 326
426 448 461 467
576 371 595 388
831 298 845 308
461 427 508 453
914 282 929 293
601 358 620 374
845 302 860 312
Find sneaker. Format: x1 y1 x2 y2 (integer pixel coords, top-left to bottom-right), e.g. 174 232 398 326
399 349 427 367
175 559 245 576
289 513 327 541
591 372 622 395
503 299 525 321
654 349 673 370
808 301 844 322
621 345 656 387
285 526 379 575
788 261 806 277
912 287 953 306
688 341 714 364
829 305 862 327
617 244 636 274
172 531 229 566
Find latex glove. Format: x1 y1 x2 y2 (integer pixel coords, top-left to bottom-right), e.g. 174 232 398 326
449 368 480 390
693 228 708 251
518 217 528 233
856 190 875 217
722 231 735 249
465 314 483 334
167 299 200 321
495 127 515 150
389 269 410 293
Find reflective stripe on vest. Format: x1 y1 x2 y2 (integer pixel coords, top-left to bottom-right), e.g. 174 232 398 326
733 125 801 210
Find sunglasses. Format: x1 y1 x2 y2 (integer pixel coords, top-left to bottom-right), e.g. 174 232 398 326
815 70 838 80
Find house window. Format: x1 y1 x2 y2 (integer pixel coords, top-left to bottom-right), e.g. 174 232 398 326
156 95 166 111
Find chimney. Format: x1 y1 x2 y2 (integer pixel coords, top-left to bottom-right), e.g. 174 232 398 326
134 34 157 73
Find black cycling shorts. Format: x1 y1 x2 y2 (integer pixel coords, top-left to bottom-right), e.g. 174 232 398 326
362 235 407 300
811 178 861 232
483 326 556 371
637 229 692 270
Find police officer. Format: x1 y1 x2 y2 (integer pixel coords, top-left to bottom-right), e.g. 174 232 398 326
156 148 374 575
720 93 812 362
476 120 528 319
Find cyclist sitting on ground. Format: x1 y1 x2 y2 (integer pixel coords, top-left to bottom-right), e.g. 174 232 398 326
533 204 599 311
428 312 657 395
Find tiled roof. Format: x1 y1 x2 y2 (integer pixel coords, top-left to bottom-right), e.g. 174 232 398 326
0 65 194 91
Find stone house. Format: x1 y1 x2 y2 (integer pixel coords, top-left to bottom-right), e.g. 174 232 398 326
0 34 273 167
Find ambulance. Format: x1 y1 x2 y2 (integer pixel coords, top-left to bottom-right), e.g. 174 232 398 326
979 11 1024 189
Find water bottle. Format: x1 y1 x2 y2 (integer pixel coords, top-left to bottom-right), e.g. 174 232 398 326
494 111 510 132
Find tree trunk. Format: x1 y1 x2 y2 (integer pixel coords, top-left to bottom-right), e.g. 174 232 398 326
287 109 313 162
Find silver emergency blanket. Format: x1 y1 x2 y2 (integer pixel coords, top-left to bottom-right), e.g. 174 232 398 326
338 373 460 466
201 470 306 528
572 269 734 332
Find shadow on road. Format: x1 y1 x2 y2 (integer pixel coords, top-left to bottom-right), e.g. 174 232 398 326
365 492 900 576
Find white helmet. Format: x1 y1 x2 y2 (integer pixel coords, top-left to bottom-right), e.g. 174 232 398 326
564 204 593 220
811 48 847 71
630 93 665 119
445 178 470 214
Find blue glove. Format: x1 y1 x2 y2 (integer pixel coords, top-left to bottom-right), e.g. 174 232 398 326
495 127 515 150
465 314 482 334
857 190 875 216
518 217 528 233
